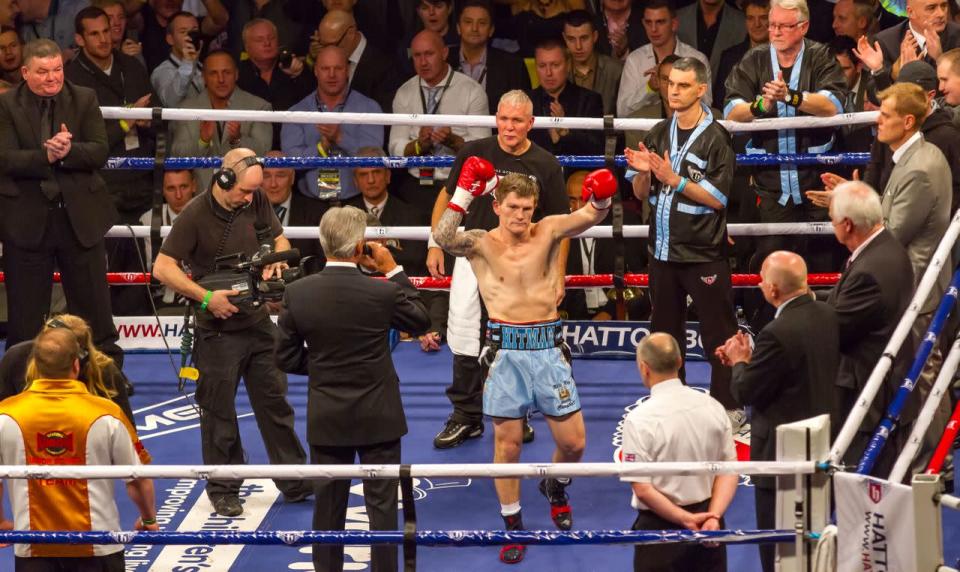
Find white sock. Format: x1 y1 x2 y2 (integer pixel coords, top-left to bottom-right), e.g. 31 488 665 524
500 502 521 517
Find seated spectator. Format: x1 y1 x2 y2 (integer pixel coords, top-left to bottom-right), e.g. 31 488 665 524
138 0 227 72
149 11 204 107
450 0 531 114
677 0 746 78
938 47 960 126
312 9 401 113
389 30 490 218
262 149 329 260
624 54 678 151
830 35 876 153
0 314 135 427
412 0 459 49
0 0 18 27
19 0 86 51
0 25 22 91
512 0 582 58
563 8 622 115
281 46 383 202
528 38 603 161
292 0 400 58
713 0 768 105
832 0 877 40
596 0 648 61
237 18 317 147
343 146 449 348
618 0 712 116
171 50 273 190
559 170 648 321
94 0 144 64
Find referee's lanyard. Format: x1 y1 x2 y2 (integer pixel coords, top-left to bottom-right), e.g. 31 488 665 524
652 102 712 261
770 43 805 206
417 70 454 185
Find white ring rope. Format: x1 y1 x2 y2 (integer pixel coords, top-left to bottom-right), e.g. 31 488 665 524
0 460 817 480
100 107 878 133
108 222 835 240
943 493 960 511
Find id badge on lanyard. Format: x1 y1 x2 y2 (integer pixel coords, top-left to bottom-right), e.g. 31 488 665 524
418 72 453 185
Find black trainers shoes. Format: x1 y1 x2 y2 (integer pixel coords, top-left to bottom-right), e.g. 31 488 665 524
433 416 484 449
499 512 526 564
211 495 243 517
539 478 572 530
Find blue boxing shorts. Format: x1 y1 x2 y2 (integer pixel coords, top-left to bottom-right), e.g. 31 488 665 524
482 319 581 419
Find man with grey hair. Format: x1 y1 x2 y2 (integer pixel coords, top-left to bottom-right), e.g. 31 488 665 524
724 0 847 308
823 181 916 475
622 331 737 572
275 205 430 572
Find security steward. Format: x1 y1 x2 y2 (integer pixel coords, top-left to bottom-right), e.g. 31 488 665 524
624 57 740 421
153 147 311 517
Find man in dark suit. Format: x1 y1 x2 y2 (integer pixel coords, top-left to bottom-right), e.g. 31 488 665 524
275 206 430 572
823 181 916 476
262 150 329 261
528 38 603 162
871 0 960 80
719 250 838 572
0 38 122 366
448 0 531 115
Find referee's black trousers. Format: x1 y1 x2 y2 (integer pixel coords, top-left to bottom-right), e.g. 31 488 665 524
632 498 727 572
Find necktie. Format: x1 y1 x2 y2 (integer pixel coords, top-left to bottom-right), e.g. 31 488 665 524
39 98 61 200
370 205 381 221
426 86 440 114
273 204 287 222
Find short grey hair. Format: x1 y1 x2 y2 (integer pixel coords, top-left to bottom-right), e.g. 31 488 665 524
771 0 809 21
319 206 366 259
497 89 533 114
22 39 61 66
671 56 711 86
832 181 882 230
636 332 682 375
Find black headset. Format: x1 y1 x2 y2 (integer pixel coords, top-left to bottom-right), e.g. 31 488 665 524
44 316 90 369
214 155 264 190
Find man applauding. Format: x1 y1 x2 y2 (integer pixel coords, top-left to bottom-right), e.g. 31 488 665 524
434 158 617 564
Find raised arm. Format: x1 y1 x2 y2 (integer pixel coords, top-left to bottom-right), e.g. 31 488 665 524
433 156 497 258
545 169 618 239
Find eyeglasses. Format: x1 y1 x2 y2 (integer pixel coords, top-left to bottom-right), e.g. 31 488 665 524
768 21 804 32
317 27 352 49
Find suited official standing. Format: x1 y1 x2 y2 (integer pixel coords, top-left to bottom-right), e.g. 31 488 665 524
823 181 916 476
719 251 839 572
275 206 430 572
0 38 122 366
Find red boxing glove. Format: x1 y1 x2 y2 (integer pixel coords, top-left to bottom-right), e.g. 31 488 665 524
449 156 499 213
581 168 617 210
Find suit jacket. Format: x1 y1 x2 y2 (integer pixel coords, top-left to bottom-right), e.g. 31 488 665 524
713 39 749 106
448 46 531 115
825 229 915 430
171 88 273 191
0 81 115 249
875 20 960 69
343 195 427 275
595 5 648 59
731 296 839 488
528 82 604 158
287 192 330 260
275 265 430 446
881 136 952 313
677 2 747 73
353 40 403 113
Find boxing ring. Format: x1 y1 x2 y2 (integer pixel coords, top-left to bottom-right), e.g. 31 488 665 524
0 108 958 571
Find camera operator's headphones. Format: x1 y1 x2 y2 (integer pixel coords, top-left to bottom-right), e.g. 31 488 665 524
215 155 264 190
44 316 90 369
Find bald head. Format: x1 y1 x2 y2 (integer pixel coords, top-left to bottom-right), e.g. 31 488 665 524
31 327 81 380
411 29 449 85
636 332 682 386
317 9 359 53
760 251 808 305
412 29 445 53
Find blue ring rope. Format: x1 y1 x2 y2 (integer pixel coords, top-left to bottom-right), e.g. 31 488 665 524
857 269 960 474
104 153 870 171
0 529 795 546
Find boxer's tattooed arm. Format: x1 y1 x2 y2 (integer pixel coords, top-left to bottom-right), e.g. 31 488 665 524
434 208 486 257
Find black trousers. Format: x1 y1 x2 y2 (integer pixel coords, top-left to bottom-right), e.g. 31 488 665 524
632 499 727 572
755 486 776 572
445 298 489 425
193 318 307 499
3 205 123 367
311 440 401 572
15 551 124 572
649 258 738 408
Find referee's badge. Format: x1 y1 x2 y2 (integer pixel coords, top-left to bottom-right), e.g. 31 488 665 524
687 166 705 182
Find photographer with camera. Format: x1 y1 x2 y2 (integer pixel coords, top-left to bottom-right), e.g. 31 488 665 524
275 206 430 572
152 147 311 518
149 11 204 108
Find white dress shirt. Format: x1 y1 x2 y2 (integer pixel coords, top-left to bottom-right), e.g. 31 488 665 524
617 40 712 116
620 378 736 509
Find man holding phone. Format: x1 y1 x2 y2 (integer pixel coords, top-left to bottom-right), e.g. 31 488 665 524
150 10 204 107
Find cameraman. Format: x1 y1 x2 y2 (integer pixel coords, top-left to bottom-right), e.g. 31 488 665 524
153 147 311 518
275 206 430 572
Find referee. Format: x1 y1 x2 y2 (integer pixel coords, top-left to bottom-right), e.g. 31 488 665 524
624 57 741 425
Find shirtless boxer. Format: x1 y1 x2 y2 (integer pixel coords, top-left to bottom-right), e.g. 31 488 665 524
434 159 617 564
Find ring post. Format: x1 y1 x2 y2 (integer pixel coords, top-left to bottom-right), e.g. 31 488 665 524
912 473 947 571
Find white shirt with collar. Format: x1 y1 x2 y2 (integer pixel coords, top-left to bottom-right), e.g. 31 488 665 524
389 65 491 180
326 259 404 278
620 378 736 510
364 195 388 215
847 225 884 266
892 131 922 164
348 34 367 84
617 40 712 116
774 293 804 319
907 23 928 53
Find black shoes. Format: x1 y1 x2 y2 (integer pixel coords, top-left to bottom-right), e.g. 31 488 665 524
211 495 243 517
539 478 572 530
283 486 313 503
434 417 484 449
